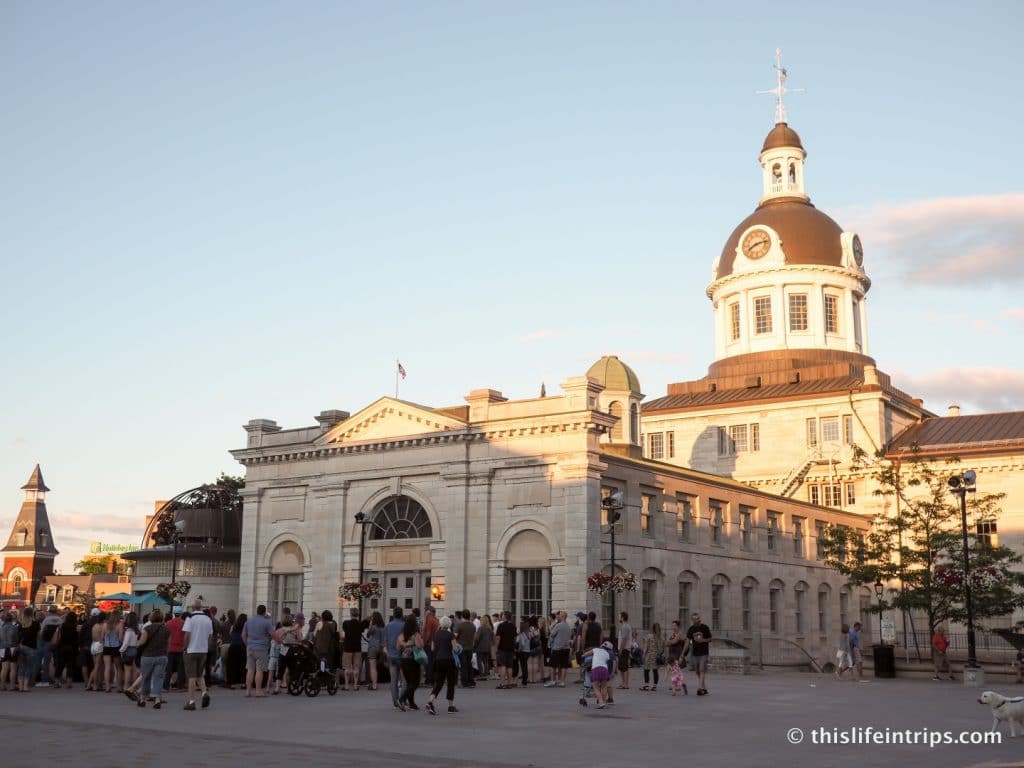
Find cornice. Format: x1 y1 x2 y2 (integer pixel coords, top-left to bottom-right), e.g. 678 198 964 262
707 263 871 299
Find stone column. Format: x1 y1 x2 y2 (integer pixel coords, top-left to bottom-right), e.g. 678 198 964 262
237 485 262 615
312 481 349 610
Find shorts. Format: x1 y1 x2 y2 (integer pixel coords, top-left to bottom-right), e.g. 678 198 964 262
851 648 863 665
184 652 207 679
550 649 571 669
618 652 630 670
367 647 380 661
102 647 121 659
342 651 360 669
496 650 516 668
591 666 610 682
246 650 269 672
688 654 709 673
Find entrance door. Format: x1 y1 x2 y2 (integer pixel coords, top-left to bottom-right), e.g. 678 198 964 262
376 571 431 615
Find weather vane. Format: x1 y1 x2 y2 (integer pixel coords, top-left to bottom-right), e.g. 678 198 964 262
756 48 804 125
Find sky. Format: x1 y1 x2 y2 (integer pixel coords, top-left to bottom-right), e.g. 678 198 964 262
2 1 1022 573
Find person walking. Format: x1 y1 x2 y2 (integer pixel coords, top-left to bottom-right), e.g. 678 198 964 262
425 615 459 715
182 603 214 710
849 622 864 681
931 626 953 681
135 608 170 708
396 614 424 710
385 608 406 709
640 622 665 691
686 612 712 696
666 620 688 695
835 624 853 681
163 607 186 692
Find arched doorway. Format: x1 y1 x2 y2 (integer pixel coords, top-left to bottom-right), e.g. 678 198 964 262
269 540 305 620
363 495 434 615
505 529 551 619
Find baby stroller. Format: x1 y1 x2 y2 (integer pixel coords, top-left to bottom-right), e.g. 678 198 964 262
283 641 337 697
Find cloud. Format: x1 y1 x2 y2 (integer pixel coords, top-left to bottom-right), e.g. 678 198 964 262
1003 308 1024 320
892 367 1024 413
840 193 1024 286
11 436 27 445
519 329 562 343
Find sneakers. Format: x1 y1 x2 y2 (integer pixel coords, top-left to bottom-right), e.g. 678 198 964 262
447 705 459 714
543 681 557 688
596 703 607 709
184 701 196 710
426 701 437 716
696 688 708 696
932 676 941 681
153 701 162 709
556 682 566 688
201 692 211 709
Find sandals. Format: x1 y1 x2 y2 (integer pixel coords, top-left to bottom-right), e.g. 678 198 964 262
639 685 650 691
650 685 657 691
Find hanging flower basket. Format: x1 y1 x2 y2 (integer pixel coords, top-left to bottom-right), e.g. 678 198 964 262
338 581 383 601
155 580 191 604
586 571 638 595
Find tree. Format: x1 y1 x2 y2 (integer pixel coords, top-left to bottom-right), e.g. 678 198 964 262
151 473 245 546
821 445 1024 637
73 554 129 575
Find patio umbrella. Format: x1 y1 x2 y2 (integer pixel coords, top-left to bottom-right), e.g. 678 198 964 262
129 591 170 605
99 592 134 602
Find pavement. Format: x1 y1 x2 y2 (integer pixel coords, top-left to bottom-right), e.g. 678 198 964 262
0 672 1020 768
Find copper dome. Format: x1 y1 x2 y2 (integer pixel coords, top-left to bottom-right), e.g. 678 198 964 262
761 122 804 152
716 199 845 281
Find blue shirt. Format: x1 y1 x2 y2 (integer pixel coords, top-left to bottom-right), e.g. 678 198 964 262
849 627 860 650
243 614 275 653
385 618 405 661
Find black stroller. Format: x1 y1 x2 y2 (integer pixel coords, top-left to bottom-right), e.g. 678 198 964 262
282 640 338 697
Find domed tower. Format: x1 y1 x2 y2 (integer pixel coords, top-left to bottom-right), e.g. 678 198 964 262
586 355 643 445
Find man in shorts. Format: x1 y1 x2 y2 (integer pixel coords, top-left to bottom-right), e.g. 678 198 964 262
341 608 363 691
850 622 864 680
182 603 214 710
494 610 517 689
242 604 274 697
617 612 633 690
686 612 712 696
544 611 572 688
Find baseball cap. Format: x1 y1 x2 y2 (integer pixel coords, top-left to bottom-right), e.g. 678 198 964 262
601 641 614 650
90 608 100 617
575 611 586 619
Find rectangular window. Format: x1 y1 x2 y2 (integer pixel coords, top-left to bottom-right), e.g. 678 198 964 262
729 301 741 341
795 588 805 635
710 501 724 545
977 521 999 548
839 591 850 627
667 431 675 458
740 506 753 549
837 526 849 561
815 521 828 560
711 584 723 631
789 293 809 331
818 590 828 633
677 495 693 542
821 416 840 442
648 432 664 459
63 586 74 603
742 584 753 632
769 588 781 633
508 568 551 620
793 517 804 558
750 423 760 452
718 426 730 456
828 484 843 507
642 578 655 630
843 414 854 444
809 485 820 506
728 424 748 453
640 494 653 537
679 581 692 622
767 512 778 551
754 296 773 334
806 418 818 447
825 294 839 334
845 482 856 507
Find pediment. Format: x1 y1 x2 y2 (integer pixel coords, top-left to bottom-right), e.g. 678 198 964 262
316 397 467 445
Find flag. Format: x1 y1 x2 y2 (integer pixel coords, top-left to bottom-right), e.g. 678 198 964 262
397 361 406 380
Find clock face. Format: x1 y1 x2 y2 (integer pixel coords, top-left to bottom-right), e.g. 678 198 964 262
741 228 772 259
852 235 864 266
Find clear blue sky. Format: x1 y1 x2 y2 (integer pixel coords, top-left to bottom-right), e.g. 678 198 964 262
2 2 1022 572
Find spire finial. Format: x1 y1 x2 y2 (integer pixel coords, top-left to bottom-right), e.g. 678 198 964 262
756 48 805 124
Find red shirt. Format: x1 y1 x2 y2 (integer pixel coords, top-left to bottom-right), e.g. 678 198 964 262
932 633 949 653
166 617 186 653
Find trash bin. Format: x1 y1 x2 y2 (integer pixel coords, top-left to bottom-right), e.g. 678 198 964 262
873 644 895 678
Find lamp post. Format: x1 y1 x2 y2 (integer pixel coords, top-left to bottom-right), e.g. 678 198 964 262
354 511 371 616
948 469 978 668
169 519 186 608
874 580 884 645
602 490 624 644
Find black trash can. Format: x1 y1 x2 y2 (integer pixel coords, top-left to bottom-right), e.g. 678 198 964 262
873 644 895 678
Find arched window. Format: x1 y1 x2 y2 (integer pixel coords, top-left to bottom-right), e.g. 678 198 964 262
678 570 699 622
711 574 730 631
817 584 831 634
741 577 758 633
794 581 808 635
769 578 785 634
269 540 305 621
369 496 433 541
12 574 23 595
629 404 639 445
608 401 623 442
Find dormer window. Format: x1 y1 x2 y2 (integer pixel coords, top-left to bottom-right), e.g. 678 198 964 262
16 529 27 547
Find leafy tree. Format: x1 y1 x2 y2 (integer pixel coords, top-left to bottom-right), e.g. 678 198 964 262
821 445 1024 637
151 473 244 546
74 554 116 575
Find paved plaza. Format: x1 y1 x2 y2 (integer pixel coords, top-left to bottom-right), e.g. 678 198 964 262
0 672 1019 767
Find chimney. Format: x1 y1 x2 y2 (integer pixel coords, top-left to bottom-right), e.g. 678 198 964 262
863 365 880 386
947 404 961 417
244 418 281 448
315 410 350 432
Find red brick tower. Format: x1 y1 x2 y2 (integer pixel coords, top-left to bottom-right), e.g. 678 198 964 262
1 465 58 606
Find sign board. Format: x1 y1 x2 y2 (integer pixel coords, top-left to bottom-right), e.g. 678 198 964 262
88 542 136 554
881 619 896 644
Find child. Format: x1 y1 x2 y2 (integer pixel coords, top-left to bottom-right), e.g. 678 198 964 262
669 655 688 695
582 642 614 709
268 632 281 694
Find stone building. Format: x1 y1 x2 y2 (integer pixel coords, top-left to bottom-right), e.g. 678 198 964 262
231 365 870 663
1 465 57 607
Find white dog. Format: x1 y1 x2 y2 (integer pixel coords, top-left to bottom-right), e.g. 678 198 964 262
979 690 1024 736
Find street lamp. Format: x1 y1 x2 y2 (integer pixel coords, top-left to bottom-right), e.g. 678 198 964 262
169 519 186 608
601 490 624 643
874 580 884 645
948 469 978 668
354 511 371 616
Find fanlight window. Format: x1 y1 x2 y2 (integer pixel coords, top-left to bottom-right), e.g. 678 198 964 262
369 496 433 541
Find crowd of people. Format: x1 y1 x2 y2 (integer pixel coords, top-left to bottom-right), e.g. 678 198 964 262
0 601 717 713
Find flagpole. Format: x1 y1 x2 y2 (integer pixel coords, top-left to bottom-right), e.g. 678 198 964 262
395 359 399 398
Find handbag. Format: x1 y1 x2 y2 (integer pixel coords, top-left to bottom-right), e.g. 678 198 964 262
412 646 428 665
